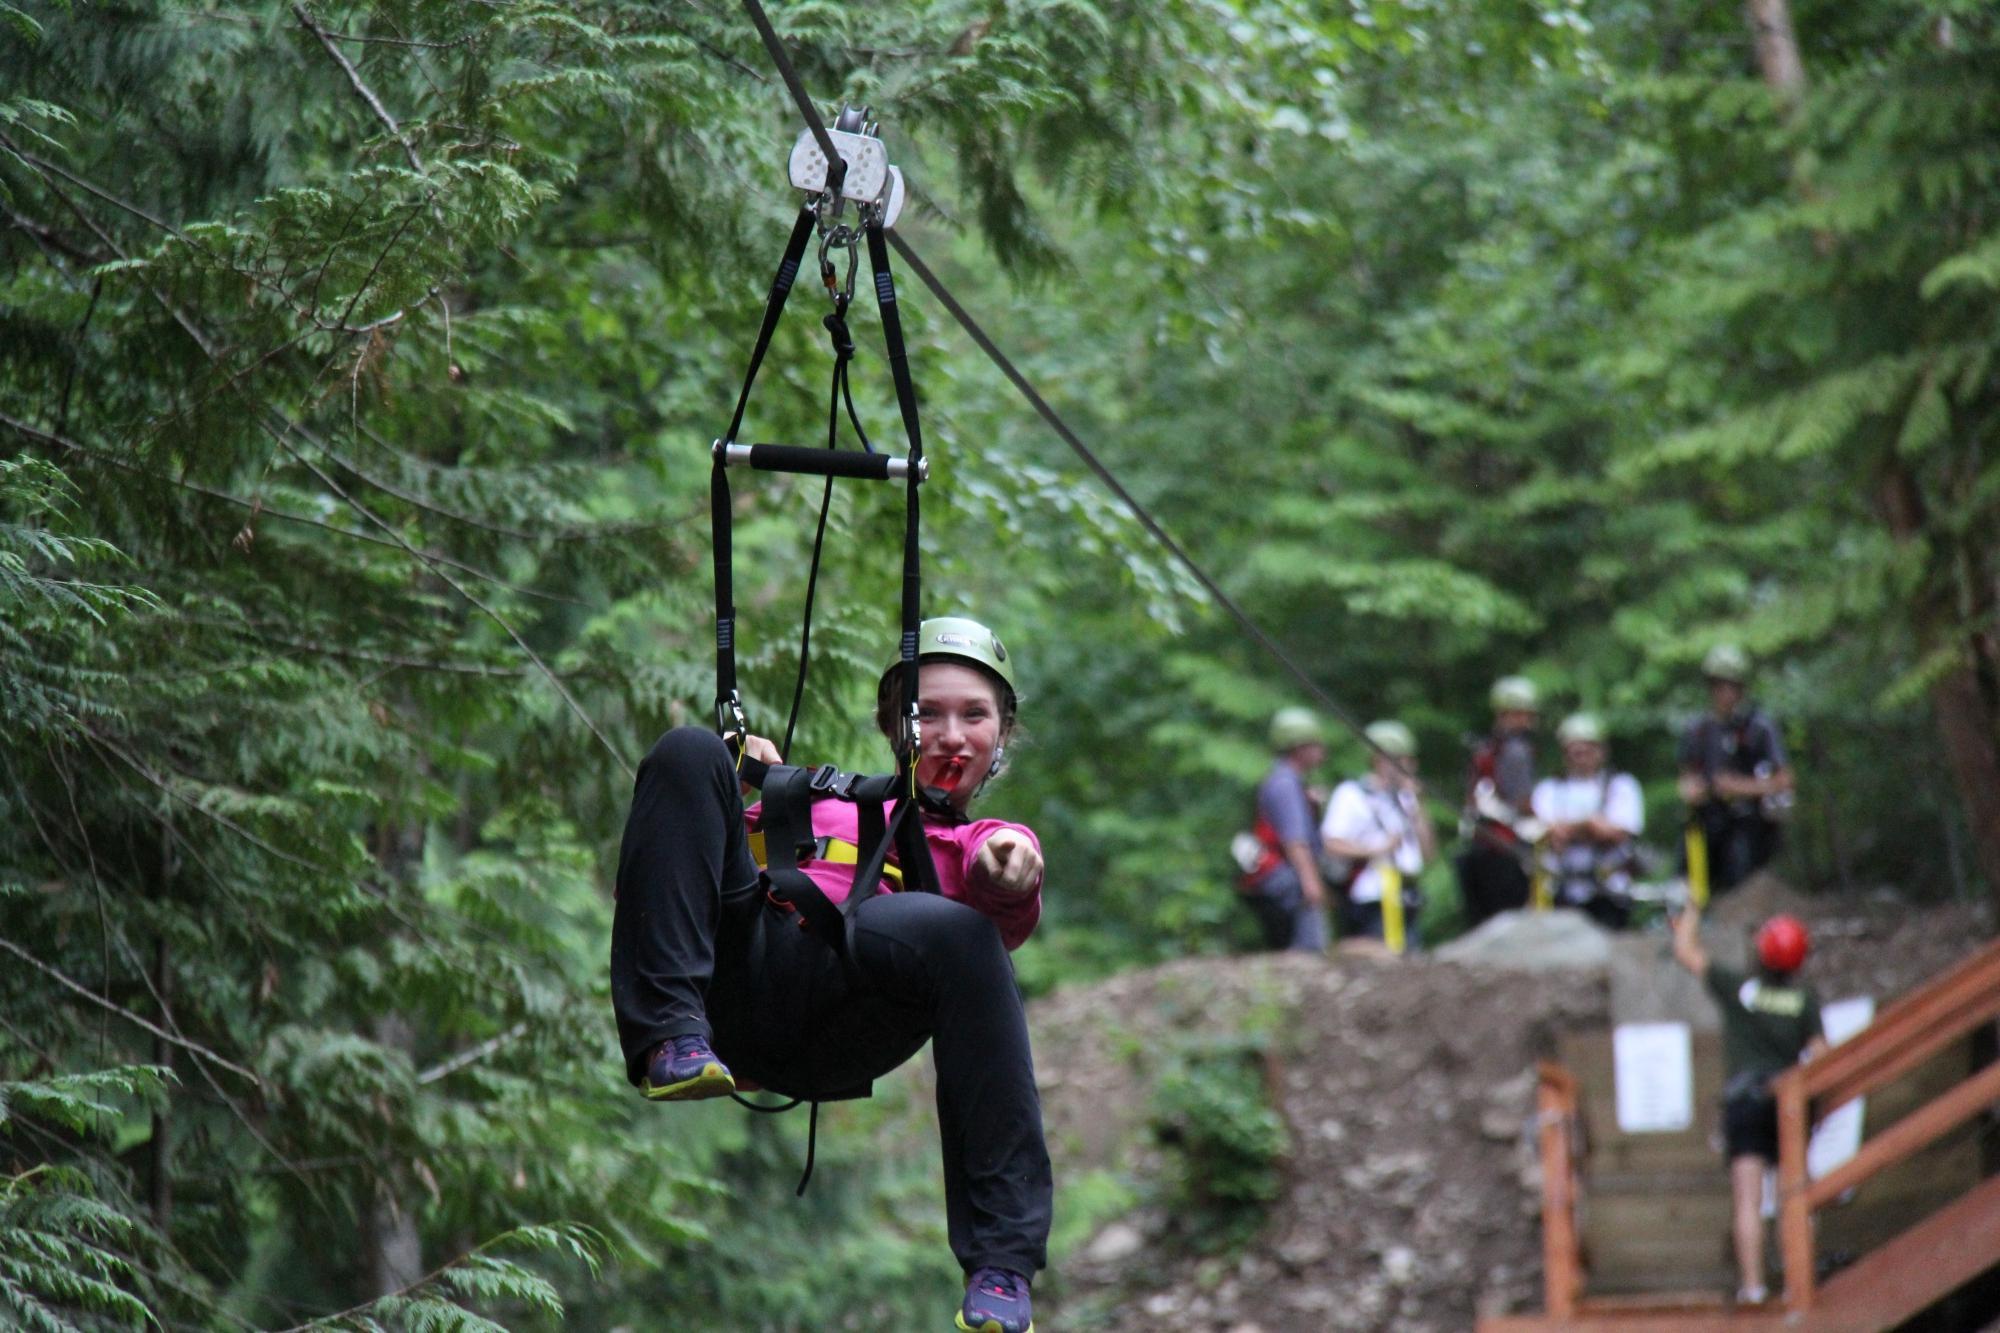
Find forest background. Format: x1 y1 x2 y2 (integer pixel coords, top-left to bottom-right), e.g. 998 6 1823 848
4 0 1999 1327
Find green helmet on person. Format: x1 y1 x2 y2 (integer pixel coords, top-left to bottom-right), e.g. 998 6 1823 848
876 616 1018 724
1556 712 1605 746
1364 719 1417 759
1702 643 1750 685
1269 706 1325 752
1489 675 1540 713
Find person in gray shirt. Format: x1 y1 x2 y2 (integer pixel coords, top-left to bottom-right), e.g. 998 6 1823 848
1238 707 1331 952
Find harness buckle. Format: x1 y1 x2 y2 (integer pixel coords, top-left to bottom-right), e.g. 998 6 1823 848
806 763 843 794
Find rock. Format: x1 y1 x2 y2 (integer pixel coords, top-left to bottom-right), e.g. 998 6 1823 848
1085 1221 1145 1265
1383 1245 1417 1285
1704 870 1815 928
1276 1233 1330 1271
1480 1068 1537 1142
1606 925 1744 1028
1435 908 1615 970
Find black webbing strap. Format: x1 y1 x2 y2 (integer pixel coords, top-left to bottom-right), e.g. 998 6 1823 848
863 220 927 807
756 764 851 950
724 206 817 448
713 206 818 735
741 757 945 979
708 206 941 951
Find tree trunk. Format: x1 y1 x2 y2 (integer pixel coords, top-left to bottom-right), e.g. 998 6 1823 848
1931 669 2000 903
1879 462 2000 907
363 805 428 1299
365 1009 425 1297
1744 0 1806 99
1748 0 2000 910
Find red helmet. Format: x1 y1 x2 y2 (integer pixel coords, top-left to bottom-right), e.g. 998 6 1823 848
1756 915 1810 973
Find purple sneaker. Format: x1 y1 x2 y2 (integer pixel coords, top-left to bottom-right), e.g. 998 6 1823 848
956 1267 1033 1333
641 1034 735 1102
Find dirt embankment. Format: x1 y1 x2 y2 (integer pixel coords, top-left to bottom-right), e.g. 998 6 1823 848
1030 884 1991 1332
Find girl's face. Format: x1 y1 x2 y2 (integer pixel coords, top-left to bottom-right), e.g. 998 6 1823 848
912 662 1007 807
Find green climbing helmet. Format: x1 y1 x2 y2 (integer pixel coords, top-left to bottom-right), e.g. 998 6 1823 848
1364 719 1417 758
1702 643 1750 685
1489 675 1540 713
877 616 1017 711
1269 706 1325 752
1556 712 1605 746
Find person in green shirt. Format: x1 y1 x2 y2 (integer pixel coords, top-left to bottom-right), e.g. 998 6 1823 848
1672 902 1828 1306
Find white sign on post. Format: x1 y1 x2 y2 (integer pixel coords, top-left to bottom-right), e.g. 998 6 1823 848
1613 1021 1695 1134
1808 996 1876 1180
1763 995 1876 1217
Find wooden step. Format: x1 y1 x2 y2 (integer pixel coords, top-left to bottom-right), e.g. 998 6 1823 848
1481 1172 2000 1332
1479 1303 1785 1332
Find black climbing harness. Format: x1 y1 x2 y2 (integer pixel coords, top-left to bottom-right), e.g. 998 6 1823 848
707 107 940 1194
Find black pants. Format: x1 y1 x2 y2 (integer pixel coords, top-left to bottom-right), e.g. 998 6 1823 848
1338 896 1424 949
1698 811 1780 894
1722 1088 1779 1161
609 727 1051 1278
1456 841 1530 928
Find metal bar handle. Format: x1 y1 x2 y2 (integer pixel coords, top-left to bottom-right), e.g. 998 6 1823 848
715 441 928 482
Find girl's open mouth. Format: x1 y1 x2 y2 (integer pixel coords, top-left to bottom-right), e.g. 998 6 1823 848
935 756 969 791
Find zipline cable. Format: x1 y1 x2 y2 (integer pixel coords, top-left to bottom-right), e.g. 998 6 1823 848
733 0 1397 767
886 233 1387 761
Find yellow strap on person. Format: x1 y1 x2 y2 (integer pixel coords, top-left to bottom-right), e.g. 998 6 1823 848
1684 821 1709 908
747 830 905 888
1529 839 1552 912
1378 860 1406 956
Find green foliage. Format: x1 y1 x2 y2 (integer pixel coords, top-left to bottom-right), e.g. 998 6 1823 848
1148 1034 1288 1248
300 1225 604 1332
0 1071 173 1332
1 1165 156 1332
5 0 2000 1326
0 1068 172 1139
0 455 157 736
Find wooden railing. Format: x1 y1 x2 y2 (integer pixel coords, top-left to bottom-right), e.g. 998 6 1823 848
1535 1061 1583 1318
1524 936 2000 1326
1770 933 2000 1311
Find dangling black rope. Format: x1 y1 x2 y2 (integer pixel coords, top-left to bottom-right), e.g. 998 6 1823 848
780 288 870 762
726 1086 819 1196
796 1099 820 1196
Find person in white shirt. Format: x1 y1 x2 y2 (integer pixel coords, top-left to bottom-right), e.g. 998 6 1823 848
1531 712 1644 928
1320 720 1436 951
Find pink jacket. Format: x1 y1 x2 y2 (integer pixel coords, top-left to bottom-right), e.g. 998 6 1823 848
745 801 1043 951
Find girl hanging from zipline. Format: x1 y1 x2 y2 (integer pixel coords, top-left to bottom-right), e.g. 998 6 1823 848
610 617 1049 1333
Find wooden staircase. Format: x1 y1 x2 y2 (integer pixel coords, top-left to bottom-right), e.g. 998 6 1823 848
1482 935 2000 1332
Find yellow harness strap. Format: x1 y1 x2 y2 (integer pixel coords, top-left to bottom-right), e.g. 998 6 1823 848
1378 861 1407 956
747 831 905 888
1684 822 1710 908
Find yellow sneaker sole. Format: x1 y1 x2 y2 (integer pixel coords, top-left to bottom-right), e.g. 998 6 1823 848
642 1063 736 1101
954 1315 1033 1332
